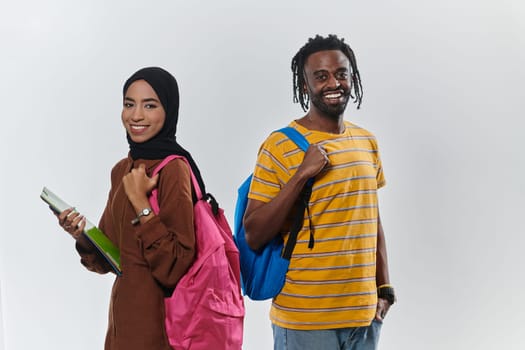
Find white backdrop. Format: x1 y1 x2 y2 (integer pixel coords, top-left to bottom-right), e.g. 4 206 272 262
0 282 3 350
1 0 524 349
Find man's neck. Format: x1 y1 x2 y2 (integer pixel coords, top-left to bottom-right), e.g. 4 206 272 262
297 110 346 134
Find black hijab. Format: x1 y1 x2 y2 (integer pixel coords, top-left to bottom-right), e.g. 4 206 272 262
123 67 206 196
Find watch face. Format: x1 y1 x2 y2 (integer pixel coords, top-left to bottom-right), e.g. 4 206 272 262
142 208 152 215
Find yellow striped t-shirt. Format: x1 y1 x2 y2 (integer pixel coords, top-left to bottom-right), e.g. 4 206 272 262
248 120 385 330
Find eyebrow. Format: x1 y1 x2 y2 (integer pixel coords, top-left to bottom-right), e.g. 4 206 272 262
124 97 160 103
313 67 349 75
311 68 327 75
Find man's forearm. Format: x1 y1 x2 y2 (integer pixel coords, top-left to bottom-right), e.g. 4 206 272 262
376 214 390 286
244 171 310 250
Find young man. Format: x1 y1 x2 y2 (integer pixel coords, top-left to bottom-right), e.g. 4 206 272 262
244 34 395 350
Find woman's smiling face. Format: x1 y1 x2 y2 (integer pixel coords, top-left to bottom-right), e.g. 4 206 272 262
121 79 166 143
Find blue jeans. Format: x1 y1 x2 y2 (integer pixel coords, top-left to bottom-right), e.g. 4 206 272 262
272 320 382 350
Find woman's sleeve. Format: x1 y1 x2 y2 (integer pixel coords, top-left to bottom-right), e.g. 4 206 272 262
75 234 114 274
74 161 124 275
133 159 195 289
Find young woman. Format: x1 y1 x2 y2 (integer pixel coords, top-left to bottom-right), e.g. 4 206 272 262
57 67 207 349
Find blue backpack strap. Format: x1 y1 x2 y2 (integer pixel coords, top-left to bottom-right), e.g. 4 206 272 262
275 126 315 253
276 126 314 188
276 126 309 152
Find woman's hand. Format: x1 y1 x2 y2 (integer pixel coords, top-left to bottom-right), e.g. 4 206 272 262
57 208 86 240
122 163 159 202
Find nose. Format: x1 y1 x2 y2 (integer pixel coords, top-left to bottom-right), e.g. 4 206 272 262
326 75 341 89
130 107 144 121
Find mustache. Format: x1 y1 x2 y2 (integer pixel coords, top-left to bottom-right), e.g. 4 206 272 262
322 87 350 96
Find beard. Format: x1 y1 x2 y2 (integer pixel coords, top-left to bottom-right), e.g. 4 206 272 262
309 88 351 120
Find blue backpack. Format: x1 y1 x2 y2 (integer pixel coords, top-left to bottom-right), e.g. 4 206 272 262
233 127 312 300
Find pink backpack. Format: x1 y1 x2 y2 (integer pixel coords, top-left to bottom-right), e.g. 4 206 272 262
149 155 245 350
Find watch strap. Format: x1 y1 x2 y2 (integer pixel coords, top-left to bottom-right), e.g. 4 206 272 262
377 285 396 305
131 207 152 225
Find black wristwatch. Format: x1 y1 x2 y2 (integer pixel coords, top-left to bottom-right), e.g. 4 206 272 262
377 286 396 305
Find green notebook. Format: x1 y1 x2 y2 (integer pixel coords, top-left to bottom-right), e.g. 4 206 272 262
40 187 122 276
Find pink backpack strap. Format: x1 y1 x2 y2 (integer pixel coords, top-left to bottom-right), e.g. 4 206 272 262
149 155 203 214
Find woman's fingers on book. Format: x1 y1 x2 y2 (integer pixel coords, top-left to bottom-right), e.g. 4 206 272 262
58 207 75 222
59 208 85 237
70 218 85 239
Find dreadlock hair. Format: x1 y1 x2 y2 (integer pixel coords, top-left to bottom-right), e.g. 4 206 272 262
291 34 363 112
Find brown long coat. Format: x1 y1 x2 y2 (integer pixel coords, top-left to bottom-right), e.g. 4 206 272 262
76 156 195 349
